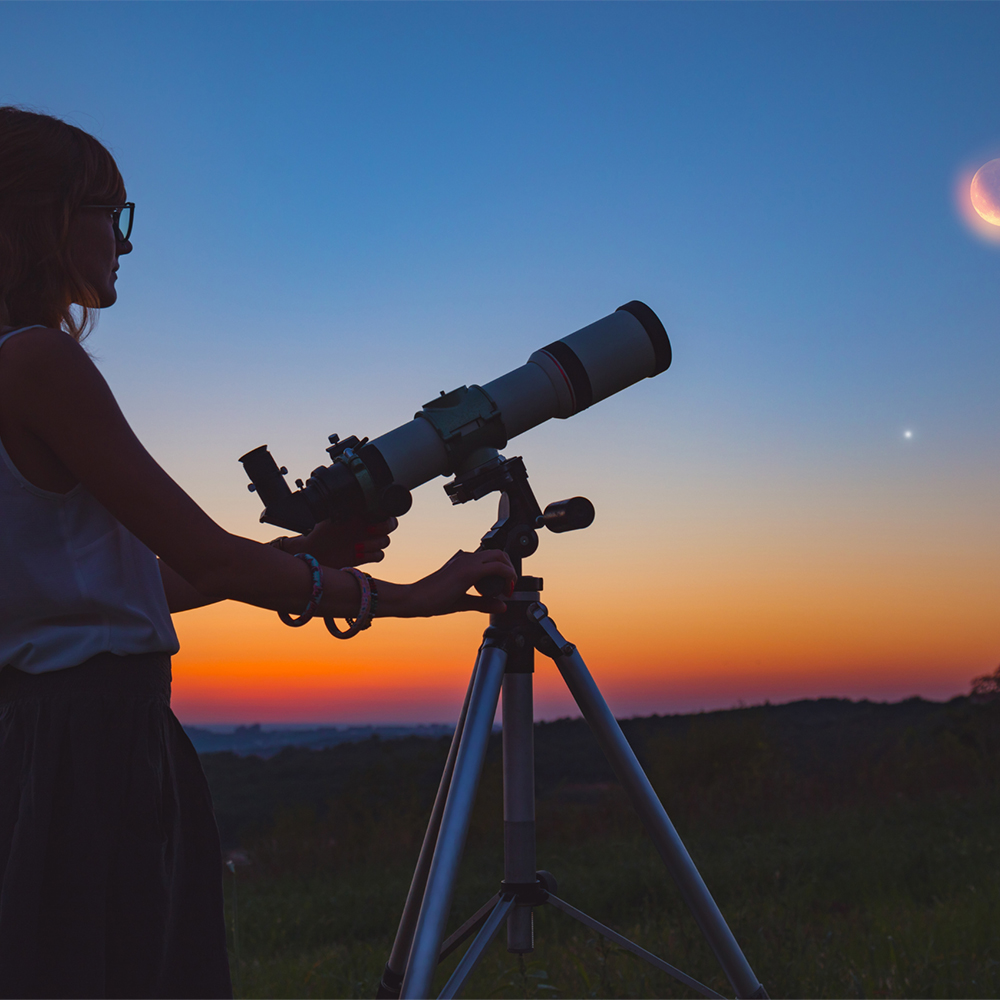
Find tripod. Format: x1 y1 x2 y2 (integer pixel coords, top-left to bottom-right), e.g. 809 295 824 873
377 456 767 1000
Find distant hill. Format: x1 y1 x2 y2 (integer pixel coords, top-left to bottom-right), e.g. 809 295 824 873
198 695 1000 849
184 722 454 757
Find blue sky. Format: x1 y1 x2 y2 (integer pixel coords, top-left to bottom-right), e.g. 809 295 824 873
3 3 998 716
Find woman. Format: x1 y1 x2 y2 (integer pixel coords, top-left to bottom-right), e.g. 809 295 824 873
0 106 514 999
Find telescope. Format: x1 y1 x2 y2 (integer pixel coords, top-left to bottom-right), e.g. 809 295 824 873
239 303 770 998
239 300 671 534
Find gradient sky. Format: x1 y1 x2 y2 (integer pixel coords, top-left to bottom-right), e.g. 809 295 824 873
3 3 998 724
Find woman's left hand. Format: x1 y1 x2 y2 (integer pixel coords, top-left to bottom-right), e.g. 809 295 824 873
278 516 398 567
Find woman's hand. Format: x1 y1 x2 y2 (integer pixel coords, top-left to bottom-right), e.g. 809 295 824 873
279 517 397 567
380 550 517 618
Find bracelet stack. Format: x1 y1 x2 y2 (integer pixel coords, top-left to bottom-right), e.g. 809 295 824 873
325 568 379 640
275 554 378 640
278 553 324 627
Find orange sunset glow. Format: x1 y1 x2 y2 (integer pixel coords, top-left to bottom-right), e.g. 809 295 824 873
171 455 999 724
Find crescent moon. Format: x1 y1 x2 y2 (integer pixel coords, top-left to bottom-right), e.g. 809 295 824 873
971 159 1000 227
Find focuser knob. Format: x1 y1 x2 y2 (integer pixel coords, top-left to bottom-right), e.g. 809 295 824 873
379 483 413 518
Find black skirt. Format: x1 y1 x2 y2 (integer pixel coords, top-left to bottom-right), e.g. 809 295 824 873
0 652 232 999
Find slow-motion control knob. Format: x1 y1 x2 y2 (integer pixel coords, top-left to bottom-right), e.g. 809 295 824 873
537 497 595 533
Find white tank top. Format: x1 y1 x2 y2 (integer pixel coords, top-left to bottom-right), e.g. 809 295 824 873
0 326 179 673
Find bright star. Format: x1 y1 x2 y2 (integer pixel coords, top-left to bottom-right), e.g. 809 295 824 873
903 430 913 439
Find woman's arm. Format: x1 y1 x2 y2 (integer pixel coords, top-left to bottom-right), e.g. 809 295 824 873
158 559 220 613
7 329 513 617
160 519 400 614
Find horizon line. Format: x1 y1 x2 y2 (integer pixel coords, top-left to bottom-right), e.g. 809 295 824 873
179 690 970 731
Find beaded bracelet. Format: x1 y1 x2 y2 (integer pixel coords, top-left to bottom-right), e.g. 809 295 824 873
278 553 323 627
324 568 378 639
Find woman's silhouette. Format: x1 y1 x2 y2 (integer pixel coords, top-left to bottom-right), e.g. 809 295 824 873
0 106 514 999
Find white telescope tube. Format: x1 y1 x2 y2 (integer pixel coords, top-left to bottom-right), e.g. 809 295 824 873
240 302 670 533
370 300 670 490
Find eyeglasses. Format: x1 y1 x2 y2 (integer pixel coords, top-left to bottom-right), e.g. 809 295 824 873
80 202 135 244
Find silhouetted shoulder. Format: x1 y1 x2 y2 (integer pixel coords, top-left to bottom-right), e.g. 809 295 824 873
0 326 94 374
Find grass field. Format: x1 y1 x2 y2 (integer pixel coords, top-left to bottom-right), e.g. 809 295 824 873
203 697 1000 998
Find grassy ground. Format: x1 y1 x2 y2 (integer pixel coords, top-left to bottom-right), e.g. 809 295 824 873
207 698 1000 998
223 796 1000 998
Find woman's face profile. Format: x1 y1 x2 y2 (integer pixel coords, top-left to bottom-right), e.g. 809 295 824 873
67 205 132 309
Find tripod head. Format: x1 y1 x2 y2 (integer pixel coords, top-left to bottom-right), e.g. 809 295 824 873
444 453 594 597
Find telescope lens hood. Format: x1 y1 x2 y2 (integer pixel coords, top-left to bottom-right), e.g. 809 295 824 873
616 300 672 375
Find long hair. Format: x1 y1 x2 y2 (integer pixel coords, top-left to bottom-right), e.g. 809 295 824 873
0 107 126 340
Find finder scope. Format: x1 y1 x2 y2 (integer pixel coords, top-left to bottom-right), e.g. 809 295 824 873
240 300 670 533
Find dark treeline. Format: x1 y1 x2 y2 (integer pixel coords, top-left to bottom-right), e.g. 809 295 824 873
201 695 1000 859
185 723 456 758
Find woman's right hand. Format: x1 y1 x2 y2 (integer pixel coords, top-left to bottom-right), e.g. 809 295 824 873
388 549 517 618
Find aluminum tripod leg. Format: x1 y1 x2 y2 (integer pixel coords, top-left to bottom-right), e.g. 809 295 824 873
378 663 479 999
545 893 724 1000
530 603 766 1000
399 637 508 1000
437 896 516 1000
502 653 536 953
